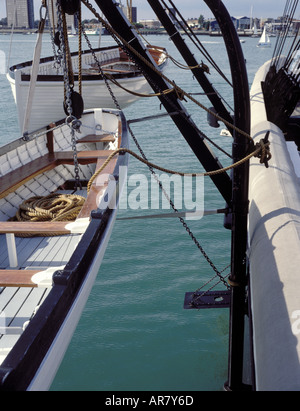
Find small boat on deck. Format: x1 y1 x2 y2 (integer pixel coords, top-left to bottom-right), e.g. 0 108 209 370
6 44 168 134
0 108 129 390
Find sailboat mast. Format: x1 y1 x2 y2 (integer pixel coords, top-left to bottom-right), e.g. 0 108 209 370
203 0 251 391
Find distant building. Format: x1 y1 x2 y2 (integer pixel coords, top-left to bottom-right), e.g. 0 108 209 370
139 19 161 29
120 6 137 23
210 16 251 31
210 17 237 31
6 0 34 29
131 7 137 23
187 18 199 28
236 16 251 30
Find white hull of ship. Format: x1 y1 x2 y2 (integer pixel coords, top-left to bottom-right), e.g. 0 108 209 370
249 60 300 390
7 71 150 134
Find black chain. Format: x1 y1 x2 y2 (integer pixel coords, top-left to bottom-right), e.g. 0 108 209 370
57 0 82 190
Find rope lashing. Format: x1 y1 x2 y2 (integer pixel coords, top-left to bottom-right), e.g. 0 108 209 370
254 132 272 168
9 134 271 237
87 138 272 192
103 73 182 99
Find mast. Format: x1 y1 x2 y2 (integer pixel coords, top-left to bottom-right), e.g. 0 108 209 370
94 0 251 390
94 0 232 205
146 0 234 129
203 0 251 391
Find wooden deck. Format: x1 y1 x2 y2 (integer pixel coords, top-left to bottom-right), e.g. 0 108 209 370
0 116 121 366
0 150 115 200
0 145 117 353
0 230 82 362
0 286 51 362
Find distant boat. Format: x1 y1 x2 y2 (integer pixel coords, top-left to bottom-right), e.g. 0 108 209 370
68 24 77 37
220 128 232 136
251 22 260 38
257 26 271 47
85 28 103 36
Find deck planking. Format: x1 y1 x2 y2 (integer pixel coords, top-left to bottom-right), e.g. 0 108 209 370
0 189 85 360
0 287 50 364
0 230 81 364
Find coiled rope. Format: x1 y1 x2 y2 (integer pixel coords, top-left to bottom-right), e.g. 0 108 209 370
12 193 85 222
10 193 86 236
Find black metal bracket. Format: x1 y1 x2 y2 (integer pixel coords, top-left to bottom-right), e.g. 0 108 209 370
184 290 231 309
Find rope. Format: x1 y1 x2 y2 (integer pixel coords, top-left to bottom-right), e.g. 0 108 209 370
167 54 210 73
80 0 251 141
10 193 85 236
103 73 180 98
8 138 270 238
87 140 271 192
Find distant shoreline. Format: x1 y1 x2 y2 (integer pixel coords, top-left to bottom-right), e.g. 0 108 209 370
0 27 261 37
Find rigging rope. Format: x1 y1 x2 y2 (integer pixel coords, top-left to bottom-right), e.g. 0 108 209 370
87 139 271 193
10 193 86 236
80 0 252 142
79 0 272 290
162 0 233 87
272 0 299 70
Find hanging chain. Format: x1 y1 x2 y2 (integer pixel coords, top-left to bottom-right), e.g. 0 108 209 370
48 0 61 69
78 5 82 96
80 22 122 110
79 0 230 288
56 0 81 190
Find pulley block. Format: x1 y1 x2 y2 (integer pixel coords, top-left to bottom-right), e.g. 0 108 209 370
54 31 61 47
60 0 81 15
64 90 84 119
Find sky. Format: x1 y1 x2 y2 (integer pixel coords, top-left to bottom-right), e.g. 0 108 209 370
0 0 292 21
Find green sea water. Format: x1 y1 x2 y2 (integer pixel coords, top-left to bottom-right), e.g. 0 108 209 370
0 31 275 391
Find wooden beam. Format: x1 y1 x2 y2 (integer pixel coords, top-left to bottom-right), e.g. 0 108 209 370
76 134 115 143
0 269 41 287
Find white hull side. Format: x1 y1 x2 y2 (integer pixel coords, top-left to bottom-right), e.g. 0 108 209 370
7 73 150 133
27 209 117 391
0 108 129 390
27 163 127 390
249 60 300 390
